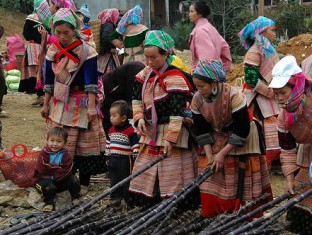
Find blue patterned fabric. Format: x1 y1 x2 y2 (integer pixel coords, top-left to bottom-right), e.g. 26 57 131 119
238 16 275 57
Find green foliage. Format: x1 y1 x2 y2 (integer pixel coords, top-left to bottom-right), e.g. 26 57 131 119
304 17 312 33
162 21 193 51
265 2 306 39
0 0 33 14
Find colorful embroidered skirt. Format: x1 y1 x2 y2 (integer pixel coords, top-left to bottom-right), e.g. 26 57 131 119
129 144 197 198
199 154 272 217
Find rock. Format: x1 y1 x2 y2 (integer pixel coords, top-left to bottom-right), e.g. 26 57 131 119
26 188 42 209
0 196 13 204
0 180 31 208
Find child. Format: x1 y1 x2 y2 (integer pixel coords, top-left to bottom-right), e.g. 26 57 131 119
34 126 81 212
76 3 96 48
106 100 139 205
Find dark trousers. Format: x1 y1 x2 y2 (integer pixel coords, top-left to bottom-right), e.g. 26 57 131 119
0 120 2 149
0 67 6 110
35 174 80 205
107 155 131 202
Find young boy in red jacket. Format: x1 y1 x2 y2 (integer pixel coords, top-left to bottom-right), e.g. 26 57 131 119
34 126 81 212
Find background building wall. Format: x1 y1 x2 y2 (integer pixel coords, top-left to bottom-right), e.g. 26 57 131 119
74 0 151 28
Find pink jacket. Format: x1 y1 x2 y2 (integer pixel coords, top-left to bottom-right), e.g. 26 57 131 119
189 18 232 73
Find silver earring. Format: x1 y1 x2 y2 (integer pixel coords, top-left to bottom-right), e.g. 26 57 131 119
212 86 217 95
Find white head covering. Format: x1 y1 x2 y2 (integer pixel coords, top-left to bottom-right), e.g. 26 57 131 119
269 55 302 88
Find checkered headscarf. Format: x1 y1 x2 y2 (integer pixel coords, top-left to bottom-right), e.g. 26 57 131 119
97 8 119 25
51 8 83 37
144 30 175 54
193 59 226 83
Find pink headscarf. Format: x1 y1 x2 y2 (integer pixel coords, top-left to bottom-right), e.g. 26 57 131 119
281 72 312 129
97 8 119 25
51 0 76 10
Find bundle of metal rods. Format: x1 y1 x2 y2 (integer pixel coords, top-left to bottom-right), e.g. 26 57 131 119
1 155 311 235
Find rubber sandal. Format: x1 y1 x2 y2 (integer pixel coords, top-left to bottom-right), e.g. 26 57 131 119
42 204 54 212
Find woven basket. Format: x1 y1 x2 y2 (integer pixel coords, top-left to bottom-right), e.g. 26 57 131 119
89 19 101 54
15 53 24 71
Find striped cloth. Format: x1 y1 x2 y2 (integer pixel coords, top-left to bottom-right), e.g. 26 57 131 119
263 116 280 150
97 50 120 74
129 144 196 197
243 43 280 118
191 82 271 214
198 154 271 201
123 46 145 64
21 42 41 80
278 93 312 144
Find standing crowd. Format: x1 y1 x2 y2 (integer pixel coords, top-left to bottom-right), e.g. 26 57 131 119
0 0 311 234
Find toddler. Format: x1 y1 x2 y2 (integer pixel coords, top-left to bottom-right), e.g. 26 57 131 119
106 100 139 205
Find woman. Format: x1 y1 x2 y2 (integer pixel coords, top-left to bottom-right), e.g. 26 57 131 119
191 59 272 218
189 1 231 74
129 30 197 205
269 55 312 235
108 4 148 64
238 16 280 168
36 0 76 30
19 11 44 105
97 8 120 76
40 8 106 196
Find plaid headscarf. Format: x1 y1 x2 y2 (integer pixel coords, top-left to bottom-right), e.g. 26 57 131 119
281 72 307 129
33 0 44 13
52 0 66 7
52 0 75 9
116 4 143 34
97 8 119 25
193 59 226 83
52 8 83 36
144 30 175 54
238 16 275 57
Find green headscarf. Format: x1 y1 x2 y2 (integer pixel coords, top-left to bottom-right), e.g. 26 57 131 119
51 8 83 37
33 0 44 13
144 30 175 64
144 30 175 54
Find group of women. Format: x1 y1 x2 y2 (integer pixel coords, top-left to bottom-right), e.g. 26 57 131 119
29 0 311 233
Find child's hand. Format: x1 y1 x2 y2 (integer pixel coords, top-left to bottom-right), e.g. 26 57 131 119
37 26 47 35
